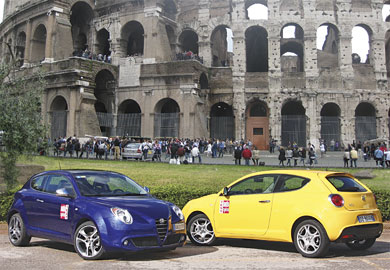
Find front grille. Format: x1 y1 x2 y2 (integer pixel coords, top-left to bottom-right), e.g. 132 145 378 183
155 218 168 242
131 236 159 247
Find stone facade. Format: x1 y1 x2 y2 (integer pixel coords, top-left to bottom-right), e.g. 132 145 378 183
1 0 390 150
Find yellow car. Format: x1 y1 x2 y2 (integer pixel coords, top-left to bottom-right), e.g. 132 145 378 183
183 170 383 258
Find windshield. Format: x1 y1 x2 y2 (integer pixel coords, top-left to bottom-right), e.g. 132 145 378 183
72 172 148 197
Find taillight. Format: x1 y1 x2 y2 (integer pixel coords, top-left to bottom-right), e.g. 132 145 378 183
329 194 344 207
137 149 141 153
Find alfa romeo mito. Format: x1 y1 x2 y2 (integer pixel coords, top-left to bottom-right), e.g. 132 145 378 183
183 170 383 258
7 170 186 259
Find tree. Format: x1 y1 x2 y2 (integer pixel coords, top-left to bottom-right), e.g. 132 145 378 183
0 62 47 191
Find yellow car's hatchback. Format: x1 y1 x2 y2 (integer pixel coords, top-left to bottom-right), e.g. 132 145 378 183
183 170 383 258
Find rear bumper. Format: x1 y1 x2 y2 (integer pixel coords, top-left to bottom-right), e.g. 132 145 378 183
335 223 383 243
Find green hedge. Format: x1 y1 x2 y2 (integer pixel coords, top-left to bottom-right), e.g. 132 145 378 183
1 186 389 222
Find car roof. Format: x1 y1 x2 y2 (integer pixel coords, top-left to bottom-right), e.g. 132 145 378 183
242 170 349 179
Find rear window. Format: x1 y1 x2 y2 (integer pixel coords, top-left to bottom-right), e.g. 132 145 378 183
326 176 367 192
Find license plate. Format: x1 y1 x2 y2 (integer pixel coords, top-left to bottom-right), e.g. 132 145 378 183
358 215 375 223
173 223 185 231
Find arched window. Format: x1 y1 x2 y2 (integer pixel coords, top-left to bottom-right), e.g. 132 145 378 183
352 25 371 64
320 103 341 147
199 73 209 89
50 96 68 139
179 30 199 54
281 24 304 72
117 100 142 137
210 102 235 140
281 100 306 146
95 70 116 135
31 25 47 63
246 101 269 150
154 98 180 138
211 25 233 67
383 4 390 22
16 32 26 67
96 29 110 57
71 2 94 53
245 26 268 72
245 1 268 20
121 21 145 57
355 102 376 143
317 24 339 68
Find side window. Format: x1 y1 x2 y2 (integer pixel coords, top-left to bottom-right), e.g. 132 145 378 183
274 175 310 193
43 175 75 196
229 175 277 195
31 176 46 191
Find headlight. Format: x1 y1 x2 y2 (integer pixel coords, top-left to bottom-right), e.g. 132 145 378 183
111 207 133 224
172 205 184 220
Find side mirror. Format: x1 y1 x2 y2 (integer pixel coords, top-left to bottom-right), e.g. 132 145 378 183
56 188 74 198
223 187 230 196
144 186 150 193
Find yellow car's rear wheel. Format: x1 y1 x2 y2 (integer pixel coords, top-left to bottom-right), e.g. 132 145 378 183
293 219 330 258
187 214 216 245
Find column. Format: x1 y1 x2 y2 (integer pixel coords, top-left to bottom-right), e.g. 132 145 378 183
23 20 32 66
44 11 56 62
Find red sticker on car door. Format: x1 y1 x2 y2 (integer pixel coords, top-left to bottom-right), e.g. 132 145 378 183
60 204 69 220
219 200 230 214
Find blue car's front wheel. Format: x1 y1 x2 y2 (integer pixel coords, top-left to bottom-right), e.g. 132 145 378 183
74 221 105 260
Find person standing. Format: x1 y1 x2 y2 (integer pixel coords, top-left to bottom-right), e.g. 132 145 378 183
191 145 202 164
350 147 358 168
343 148 350 168
242 146 252 166
278 147 286 166
299 147 306 166
252 147 261 165
286 147 293 166
234 145 242 165
114 137 121 160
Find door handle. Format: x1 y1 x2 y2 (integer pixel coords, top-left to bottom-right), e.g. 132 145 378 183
259 200 271 203
36 199 44 203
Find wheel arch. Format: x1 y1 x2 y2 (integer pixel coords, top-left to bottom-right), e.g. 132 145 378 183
7 209 20 223
186 211 209 225
291 216 325 242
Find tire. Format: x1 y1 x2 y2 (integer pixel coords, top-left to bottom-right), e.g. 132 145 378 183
187 214 216 246
346 238 376 250
74 221 105 260
8 213 31 246
293 219 330 258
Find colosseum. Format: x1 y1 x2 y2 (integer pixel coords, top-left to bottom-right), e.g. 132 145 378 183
1 0 390 150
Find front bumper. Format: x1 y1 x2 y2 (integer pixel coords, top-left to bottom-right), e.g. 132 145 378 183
335 223 383 243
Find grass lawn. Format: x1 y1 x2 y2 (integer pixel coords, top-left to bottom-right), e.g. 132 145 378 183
17 156 390 193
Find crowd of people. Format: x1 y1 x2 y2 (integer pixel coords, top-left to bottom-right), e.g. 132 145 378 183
175 51 204 64
72 48 112 64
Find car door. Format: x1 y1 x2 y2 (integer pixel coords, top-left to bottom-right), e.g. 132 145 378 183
214 175 277 238
32 174 76 238
23 175 48 228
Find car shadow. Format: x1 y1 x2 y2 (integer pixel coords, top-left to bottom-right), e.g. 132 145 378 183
29 239 76 253
210 238 390 258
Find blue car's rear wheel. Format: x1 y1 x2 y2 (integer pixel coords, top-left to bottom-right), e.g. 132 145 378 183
8 213 31 246
74 221 105 260
187 214 216 245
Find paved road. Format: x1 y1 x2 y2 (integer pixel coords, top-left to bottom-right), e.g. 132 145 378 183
1 225 389 270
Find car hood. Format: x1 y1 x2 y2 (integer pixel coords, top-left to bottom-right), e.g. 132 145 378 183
86 196 171 220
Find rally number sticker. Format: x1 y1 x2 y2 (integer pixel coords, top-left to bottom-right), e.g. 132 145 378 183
219 200 230 214
60 204 69 220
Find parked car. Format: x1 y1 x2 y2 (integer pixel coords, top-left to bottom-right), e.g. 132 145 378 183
122 142 143 160
183 170 383 258
8 170 186 260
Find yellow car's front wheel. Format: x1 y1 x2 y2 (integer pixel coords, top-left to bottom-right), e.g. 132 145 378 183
187 214 216 245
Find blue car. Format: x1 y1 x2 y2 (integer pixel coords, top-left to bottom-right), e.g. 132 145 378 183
7 170 186 259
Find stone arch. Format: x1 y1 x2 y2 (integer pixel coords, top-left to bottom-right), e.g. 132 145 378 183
355 102 377 143
281 100 306 147
199 73 209 89
121 21 145 57
71 1 94 54
31 24 47 63
16 31 26 66
210 102 235 140
352 24 372 64
178 29 199 55
245 26 268 72
320 103 341 147
154 98 180 138
50 96 68 139
245 0 268 20
246 100 269 150
317 23 340 69
211 25 233 67
96 28 110 57
117 99 142 137
95 69 116 135
384 3 390 22
281 23 304 72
